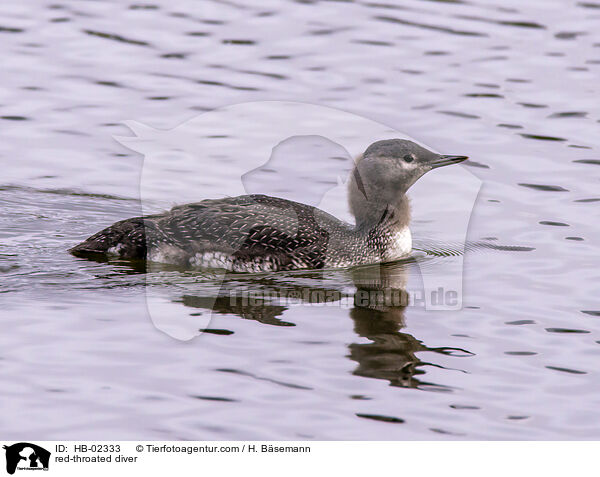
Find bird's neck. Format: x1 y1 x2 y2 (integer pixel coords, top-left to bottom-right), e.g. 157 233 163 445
348 170 411 233
359 198 411 234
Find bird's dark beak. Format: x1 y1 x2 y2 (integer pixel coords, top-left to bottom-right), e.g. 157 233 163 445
429 154 469 169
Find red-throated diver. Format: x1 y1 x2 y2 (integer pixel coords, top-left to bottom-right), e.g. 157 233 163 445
69 139 467 271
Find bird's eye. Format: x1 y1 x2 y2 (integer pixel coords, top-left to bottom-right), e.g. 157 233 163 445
403 154 414 163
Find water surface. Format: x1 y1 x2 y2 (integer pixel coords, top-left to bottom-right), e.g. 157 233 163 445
1 0 599 439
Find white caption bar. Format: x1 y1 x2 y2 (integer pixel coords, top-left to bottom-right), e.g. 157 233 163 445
0 441 596 476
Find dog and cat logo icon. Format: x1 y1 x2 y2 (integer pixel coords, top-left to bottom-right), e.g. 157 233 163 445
3 443 50 474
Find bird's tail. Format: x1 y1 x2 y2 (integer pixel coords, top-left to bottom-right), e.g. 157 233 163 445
69 217 148 259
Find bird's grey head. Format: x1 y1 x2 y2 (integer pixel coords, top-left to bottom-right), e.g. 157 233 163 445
349 139 468 228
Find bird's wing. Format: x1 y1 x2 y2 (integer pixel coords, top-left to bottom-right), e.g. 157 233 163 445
151 195 339 268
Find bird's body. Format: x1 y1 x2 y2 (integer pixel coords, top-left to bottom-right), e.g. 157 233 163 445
72 194 412 271
70 139 467 272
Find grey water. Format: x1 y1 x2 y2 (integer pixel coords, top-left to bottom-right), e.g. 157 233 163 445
1 0 599 440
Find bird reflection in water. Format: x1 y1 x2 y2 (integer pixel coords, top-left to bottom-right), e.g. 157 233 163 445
179 261 473 390
349 263 472 389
